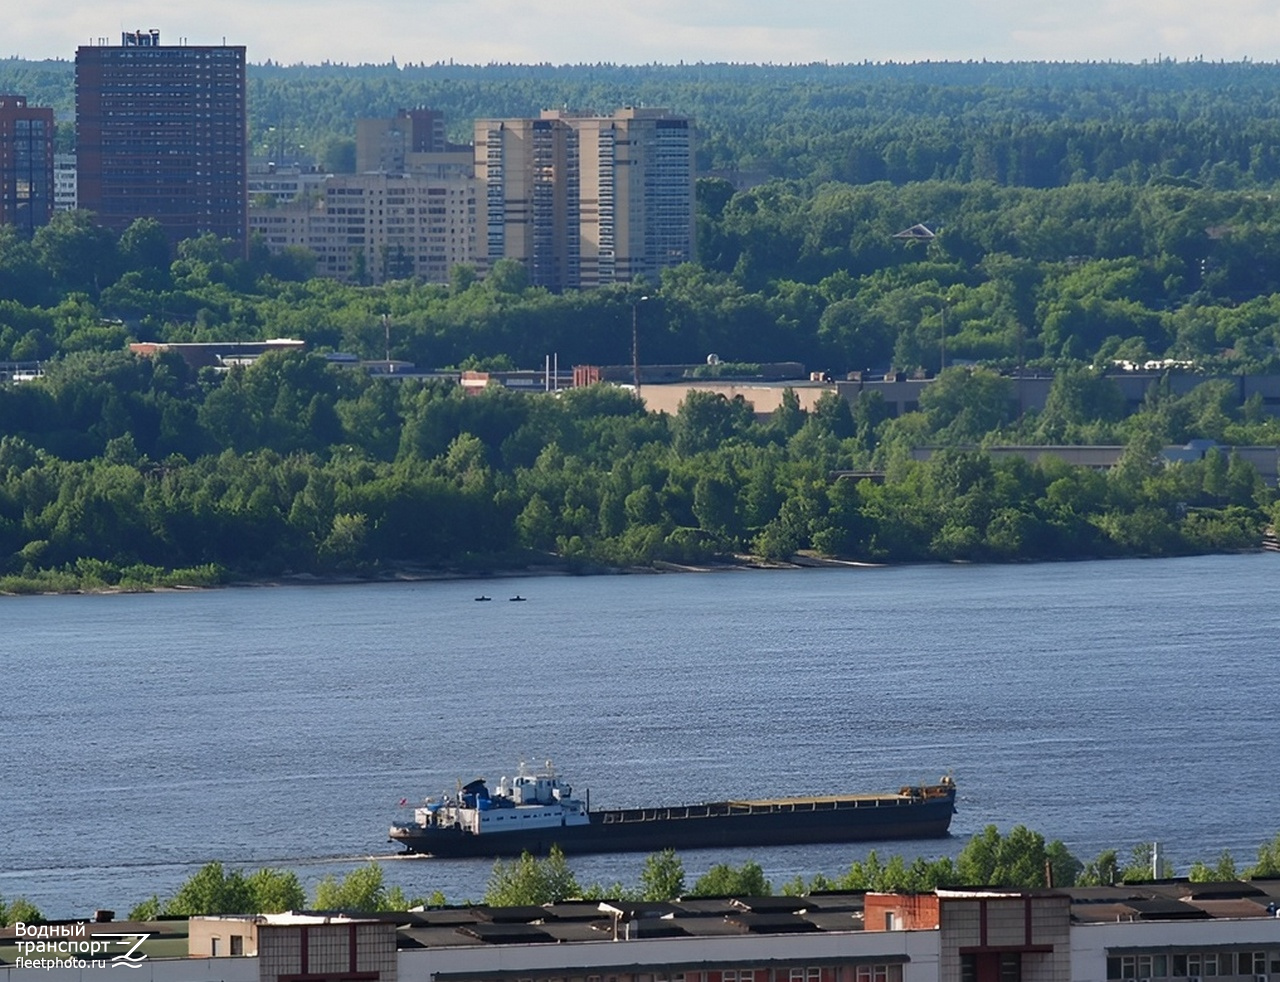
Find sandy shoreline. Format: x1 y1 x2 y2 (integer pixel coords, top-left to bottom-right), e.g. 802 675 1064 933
231 553 884 589
0 553 886 597
10 545 1273 596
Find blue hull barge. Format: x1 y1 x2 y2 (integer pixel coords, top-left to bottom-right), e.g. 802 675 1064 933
388 762 956 858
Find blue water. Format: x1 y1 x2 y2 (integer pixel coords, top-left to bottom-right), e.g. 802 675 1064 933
2 554 1277 918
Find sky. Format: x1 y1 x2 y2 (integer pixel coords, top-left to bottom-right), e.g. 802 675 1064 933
8 0 1280 65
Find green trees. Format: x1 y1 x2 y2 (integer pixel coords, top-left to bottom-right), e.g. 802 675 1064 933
314 863 414 912
19 182 1280 378
783 850 959 895
955 825 1081 888
244 869 309 914
10 179 1280 375
4 104 1280 587
1188 851 1239 882
16 62 1280 371
198 351 343 455
1035 367 1127 443
1076 849 1122 887
1244 833 1280 878
32 211 119 297
917 367 1015 444
0 225 50 307
149 862 307 916
672 391 754 456
0 896 44 926
638 849 686 901
483 847 581 906
162 862 257 916
689 861 771 897
130 862 403 918
88 826 1280 919
478 848 687 906
118 219 172 290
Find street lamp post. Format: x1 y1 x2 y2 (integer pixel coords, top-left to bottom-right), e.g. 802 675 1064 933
940 296 947 373
631 295 650 391
938 292 955 374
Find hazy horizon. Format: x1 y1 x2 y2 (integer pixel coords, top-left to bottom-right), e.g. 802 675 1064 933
8 0 1280 69
4 54 1277 70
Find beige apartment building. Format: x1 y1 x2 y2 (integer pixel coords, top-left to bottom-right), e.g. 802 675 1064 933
474 107 695 290
251 107 477 284
356 107 463 174
473 114 582 289
567 107 696 286
250 171 478 284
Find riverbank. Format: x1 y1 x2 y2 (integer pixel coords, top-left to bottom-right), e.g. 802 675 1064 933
1 543 1270 596
0 552 786 596
230 551 884 588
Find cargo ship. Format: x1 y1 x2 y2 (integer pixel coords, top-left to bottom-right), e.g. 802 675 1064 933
388 761 956 858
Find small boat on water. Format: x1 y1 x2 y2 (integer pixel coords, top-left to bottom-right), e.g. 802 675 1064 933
389 760 957 858
509 595 526 602
474 595 491 602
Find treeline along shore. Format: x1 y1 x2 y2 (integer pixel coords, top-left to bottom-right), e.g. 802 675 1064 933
0 347 1275 595
4 825 1280 922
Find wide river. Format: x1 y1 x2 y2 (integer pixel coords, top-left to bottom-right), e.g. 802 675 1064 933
2 554 1277 918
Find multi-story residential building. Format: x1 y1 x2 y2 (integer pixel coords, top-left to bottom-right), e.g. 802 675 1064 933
53 154 77 211
355 108 473 181
0 95 54 233
248 198 315 254
473 114 581 289
248 109 478 283
474 107 694 291
75 30 247 250
249 171 478 284
563 106 696 287
247 162 329 206
357 107 452 173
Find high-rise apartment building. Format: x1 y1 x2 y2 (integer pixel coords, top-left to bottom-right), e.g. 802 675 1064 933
0 95 55 234
569 107 696 287
75 30 247 249
473 116 581 290
474 107 694 291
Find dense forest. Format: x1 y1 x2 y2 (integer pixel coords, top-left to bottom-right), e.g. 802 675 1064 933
11 58 1280 187
0 61 1279 589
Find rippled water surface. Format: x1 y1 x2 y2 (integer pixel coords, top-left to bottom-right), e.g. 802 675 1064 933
2 554 1277 916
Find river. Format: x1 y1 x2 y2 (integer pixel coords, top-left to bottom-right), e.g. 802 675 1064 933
2 553 1277 917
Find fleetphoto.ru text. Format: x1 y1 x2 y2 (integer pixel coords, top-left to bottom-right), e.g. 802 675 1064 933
12 921 149 970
